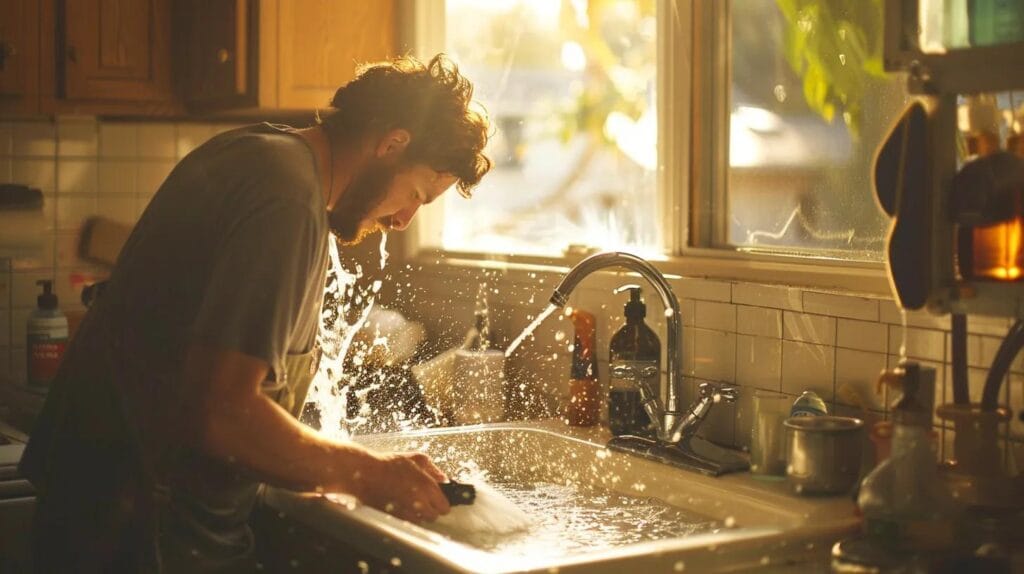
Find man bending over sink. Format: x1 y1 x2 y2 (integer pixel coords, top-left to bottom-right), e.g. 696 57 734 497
20 54 491 573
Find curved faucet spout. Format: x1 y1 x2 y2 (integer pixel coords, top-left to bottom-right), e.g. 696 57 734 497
550 252 685 441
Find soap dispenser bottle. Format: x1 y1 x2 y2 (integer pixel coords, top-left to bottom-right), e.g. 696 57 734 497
608 285 661 436
26 279 68 388
566 308 600 427
857 360 958 553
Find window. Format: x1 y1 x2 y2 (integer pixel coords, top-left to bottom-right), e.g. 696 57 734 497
429 0 660 257
419 1 908 266
723 0 907 261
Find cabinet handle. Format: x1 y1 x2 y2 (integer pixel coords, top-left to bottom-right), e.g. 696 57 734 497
216 48 231 64
66 45 77 64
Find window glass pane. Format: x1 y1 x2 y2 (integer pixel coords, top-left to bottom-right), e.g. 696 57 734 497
728 0 908 261
437 0 659 256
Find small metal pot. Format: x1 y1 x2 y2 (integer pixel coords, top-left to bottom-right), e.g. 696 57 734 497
784 416 864 495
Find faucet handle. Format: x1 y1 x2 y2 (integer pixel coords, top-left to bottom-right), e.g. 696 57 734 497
698 383 739 403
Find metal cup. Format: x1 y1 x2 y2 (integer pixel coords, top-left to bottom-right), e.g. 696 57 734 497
784 416 864 495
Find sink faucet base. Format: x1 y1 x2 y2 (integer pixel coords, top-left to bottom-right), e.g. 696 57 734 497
607 434 750 478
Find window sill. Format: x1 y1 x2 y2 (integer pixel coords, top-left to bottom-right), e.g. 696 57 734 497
406 246 893 299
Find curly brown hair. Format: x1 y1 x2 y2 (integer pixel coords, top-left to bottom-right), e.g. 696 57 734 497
322 54 492 197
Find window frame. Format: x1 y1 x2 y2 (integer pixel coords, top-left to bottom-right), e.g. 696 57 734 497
399 0 892 296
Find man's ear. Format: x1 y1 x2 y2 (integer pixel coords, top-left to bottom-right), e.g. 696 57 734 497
376 128 411 159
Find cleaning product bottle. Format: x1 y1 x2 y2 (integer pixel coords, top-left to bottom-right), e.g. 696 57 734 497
608 284 661 436
857 360 959 554
26 279 68 388
566 308 599 426
790 390 828 417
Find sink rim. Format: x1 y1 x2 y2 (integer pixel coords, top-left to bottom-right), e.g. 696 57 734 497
265 420 860 573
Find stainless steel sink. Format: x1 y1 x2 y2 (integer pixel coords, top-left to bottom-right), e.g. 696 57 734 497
265 421 859 573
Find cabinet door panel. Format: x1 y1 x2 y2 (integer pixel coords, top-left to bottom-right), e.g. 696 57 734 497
276 0 395 109
0 0 40 113
62 0 173 102
174 0 256 111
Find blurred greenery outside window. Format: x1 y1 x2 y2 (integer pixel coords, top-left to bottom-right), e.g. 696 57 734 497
434 0 907 262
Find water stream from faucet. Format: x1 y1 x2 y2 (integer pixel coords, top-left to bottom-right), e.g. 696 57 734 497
504 304 559 358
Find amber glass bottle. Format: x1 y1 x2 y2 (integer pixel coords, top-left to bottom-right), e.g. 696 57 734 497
567 309 600 426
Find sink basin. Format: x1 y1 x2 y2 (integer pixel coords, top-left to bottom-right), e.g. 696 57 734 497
265 421 859 573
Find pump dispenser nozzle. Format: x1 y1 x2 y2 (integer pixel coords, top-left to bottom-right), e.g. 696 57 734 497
614 284 646 320
36 279 58 310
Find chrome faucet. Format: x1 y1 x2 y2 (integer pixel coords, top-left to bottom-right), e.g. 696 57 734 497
551 251 749 477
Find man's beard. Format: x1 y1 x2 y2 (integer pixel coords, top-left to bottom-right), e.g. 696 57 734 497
328 159 398 245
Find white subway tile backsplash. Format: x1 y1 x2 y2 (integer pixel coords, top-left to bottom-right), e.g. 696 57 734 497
736 305 782 338
97 195 138 226
12 308 31 344
736 334 782 391
732 283 802 311
12 159 56 194
695 301 736 332
56 196 98 232
966 314 1014 337
878 301 952 330
99 123 139 158
835 348 887 410
98 161 138 195
137 124 177 158
57 118 98 157
13 121 56 157
804 292 879 321
137 161 175 196
57 159 98 195
176 123 215 158
783 311 837 346
679 298 695 327
12 271 54 308
781 340 835 402
678 277 731 303
888 326 945 362
837 319 888 353
692 328 735 382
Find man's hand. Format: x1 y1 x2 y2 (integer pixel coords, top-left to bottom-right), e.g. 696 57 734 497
354 452 451 522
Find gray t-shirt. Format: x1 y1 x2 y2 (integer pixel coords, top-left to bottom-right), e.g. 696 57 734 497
115 122 328 384
20 123 330 571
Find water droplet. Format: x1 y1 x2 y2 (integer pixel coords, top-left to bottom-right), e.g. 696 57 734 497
838 53 846 65
664 308 674 318
356 561 369 574
390 557 402 567
674 560 686 572
554 330 566 342
760 556 771 566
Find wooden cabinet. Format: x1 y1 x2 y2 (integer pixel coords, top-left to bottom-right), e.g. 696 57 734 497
0 0 41 115
176 0 397 113
174 0 258 110
264 0 396 109
4 0 395 117
41 0 180 115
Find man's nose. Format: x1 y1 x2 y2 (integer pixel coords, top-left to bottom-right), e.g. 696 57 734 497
390 205 419 231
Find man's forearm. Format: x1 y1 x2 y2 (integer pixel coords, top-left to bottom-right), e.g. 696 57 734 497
200 389 376 495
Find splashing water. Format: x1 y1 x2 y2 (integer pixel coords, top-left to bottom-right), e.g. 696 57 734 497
306 233 389 440
505 304 559 358
424 479 720 556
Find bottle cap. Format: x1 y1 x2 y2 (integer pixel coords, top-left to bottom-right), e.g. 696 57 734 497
36 279 58 310
614 284 646 320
